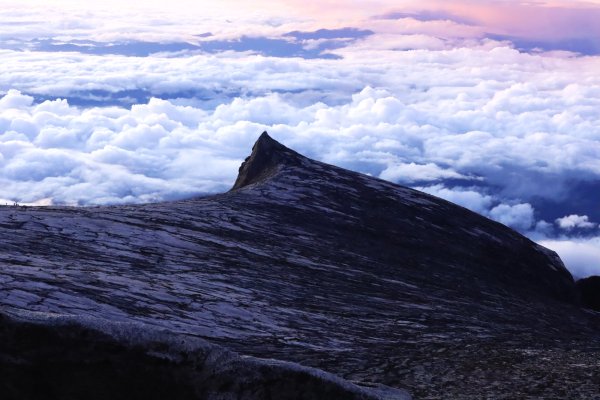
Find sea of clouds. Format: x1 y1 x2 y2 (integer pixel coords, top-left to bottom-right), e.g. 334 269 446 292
0 0 598 276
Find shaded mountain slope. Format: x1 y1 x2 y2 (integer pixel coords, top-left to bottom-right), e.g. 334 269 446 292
1 132 599 398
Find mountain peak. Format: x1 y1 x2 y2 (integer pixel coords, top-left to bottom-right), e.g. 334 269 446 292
2 130 599 399
231 131 301 190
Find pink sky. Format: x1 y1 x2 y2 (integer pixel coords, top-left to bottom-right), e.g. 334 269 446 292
6 0 600 42
282 0 600 40
425 0 600 40
0 0 598 56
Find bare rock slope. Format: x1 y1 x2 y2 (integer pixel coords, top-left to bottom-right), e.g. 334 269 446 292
1 132 599 399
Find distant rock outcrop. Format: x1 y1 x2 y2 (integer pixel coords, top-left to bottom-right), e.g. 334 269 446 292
231 131 302 190
577 276 600 311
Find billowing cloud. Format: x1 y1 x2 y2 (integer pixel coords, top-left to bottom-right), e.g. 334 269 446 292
540 237 600 279
416 184 535 231
416 185 493 215
380 162 469 184
555 214 597 230
489 203 535 231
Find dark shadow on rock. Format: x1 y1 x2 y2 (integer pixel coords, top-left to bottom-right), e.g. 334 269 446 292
0 312 410 400
577 276 600 311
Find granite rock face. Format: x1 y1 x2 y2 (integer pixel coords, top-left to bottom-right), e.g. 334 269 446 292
0 132 599 399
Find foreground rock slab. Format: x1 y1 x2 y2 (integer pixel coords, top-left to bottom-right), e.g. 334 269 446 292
0 310 409 400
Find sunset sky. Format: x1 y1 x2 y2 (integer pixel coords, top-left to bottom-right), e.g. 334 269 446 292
0 0 599 276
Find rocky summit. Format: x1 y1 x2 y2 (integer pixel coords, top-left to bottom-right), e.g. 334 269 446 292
1 132 599 399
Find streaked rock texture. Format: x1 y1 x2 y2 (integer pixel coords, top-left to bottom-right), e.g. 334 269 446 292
1 132 599 398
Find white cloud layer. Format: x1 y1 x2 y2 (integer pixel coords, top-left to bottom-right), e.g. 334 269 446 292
1 58 598 209
1 47 599 211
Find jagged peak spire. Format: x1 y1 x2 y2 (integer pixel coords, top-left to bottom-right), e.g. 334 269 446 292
230 131 302 191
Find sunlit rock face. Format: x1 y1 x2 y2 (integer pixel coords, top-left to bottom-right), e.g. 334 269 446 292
0 132 599 399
